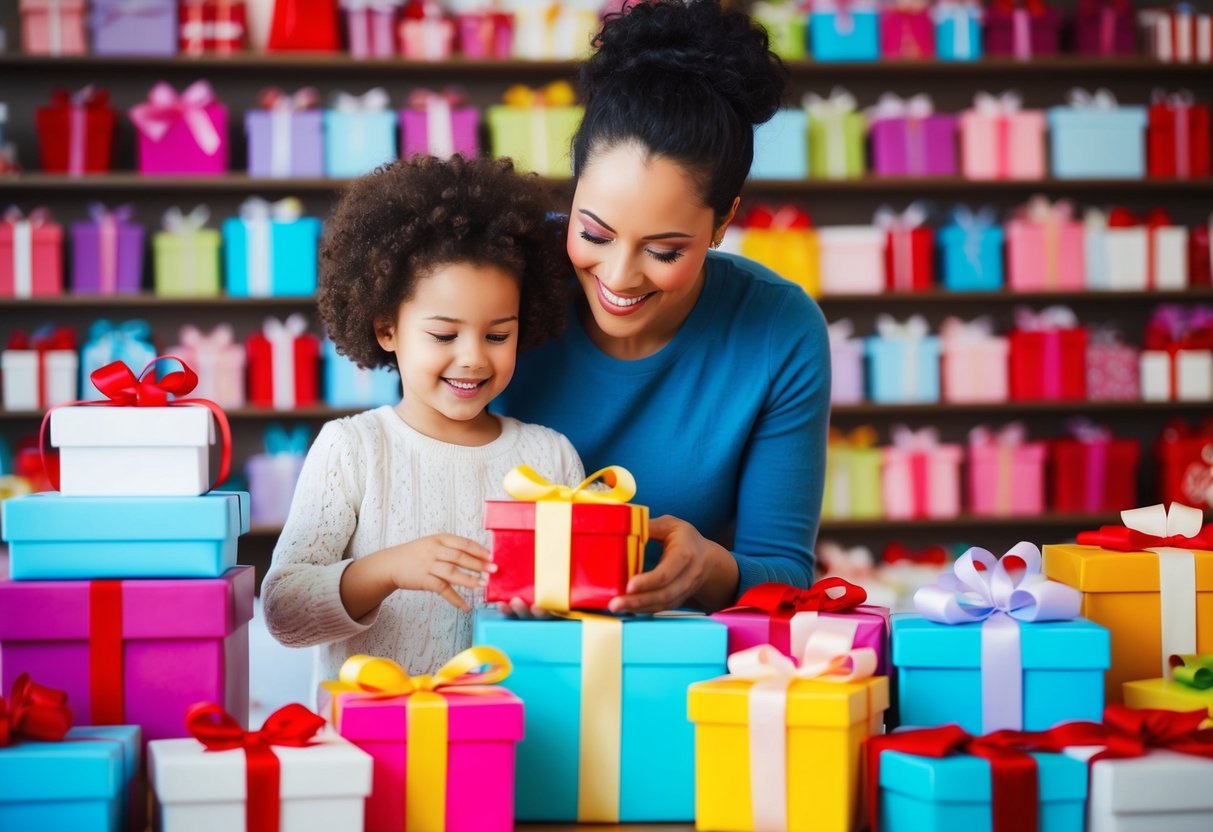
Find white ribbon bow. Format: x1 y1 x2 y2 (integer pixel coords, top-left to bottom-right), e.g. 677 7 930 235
973 90 1023 115
333 87 391 113
239 196 302 224
940 315 996 343
874 201 930 231
1066 87 1120 110
875 313 930 340
866 92 935 122
1020 194 1076 225
162 205 210 233
803 87 858 118
890 424 941 451
968 421 1028 448
1123 502 1204 541
828 318 856 346
1013 304 1079 332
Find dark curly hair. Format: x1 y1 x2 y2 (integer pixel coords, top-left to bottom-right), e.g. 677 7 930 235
574 0 787 223
318 155 571 371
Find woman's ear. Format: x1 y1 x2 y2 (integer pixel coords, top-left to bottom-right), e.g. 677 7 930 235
713 197 742 246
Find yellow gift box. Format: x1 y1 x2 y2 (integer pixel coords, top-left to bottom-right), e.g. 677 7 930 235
740 227 820 296
1123 654 1213 719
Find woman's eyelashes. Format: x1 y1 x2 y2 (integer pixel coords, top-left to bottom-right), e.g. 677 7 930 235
579 230 685 263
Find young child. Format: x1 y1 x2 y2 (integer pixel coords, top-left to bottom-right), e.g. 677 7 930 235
262 155 584 686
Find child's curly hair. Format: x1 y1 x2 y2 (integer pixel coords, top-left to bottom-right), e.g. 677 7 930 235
319 155 571 371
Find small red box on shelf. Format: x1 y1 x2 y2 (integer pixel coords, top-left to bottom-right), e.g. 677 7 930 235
1156 418 1213 508
34 87 116 175
1050 423 1141 514
180 0 248 55
1147 92 1211 179
1009 308 1088 401
246 315 320 410
877 203 934 293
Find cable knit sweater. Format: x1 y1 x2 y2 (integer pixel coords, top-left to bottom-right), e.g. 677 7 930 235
261 406 584 690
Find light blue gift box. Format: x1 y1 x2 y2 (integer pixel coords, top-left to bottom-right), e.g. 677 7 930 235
0 724 141 832
809 10 880 62
939 220 1005 292
751 109 808 180
79 319 157 401
1047 105 1147 179
473 609 726 822
323 339 400 407
323 110 397 177
223 214 322 297
878 748 1087 832
2 491 249 580
865 334 941 403
892 615 1109 735
933 6 982 62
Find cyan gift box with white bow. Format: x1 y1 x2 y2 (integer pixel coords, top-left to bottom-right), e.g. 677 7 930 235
222 197 321 297
130 80 228 175
78 319 157 401
400 88 480 160
881 425 962 520
153 205 221 297
323 88 397 177
868 93 957 177
247 315 321 410
865 315 941 404
1048 88 1147 179
958 91 1046 180
931 0 982 60
246 87 325 178
246 424 308 526
808 0 879 61
938 205 1005 291
750 108 808 180
893 542 1110 735
875 202 934 292
940 316 1009 403
323 338 399 408
805 89 867 179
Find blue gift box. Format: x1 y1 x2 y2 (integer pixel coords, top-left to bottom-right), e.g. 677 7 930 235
0 724 141 832
79 319 157 401
938 223 1005 292
892 615 1109 735
222 214 322 297
809 10 880 62
1047 106 1147 180
751 109 809 180
2 491 250 580
878 748 1087 832
473 609 726 822
933 7 982 61
323 110 397 177
323 339 400 407
865 335 941 403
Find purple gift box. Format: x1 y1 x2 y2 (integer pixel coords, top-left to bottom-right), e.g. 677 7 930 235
984 4 1061 58
400 95 480 160
710 604 891 676
246 109 325 178
1073 0 1137 56
247 453 305 525
91 0 178 56
0 566 253 745
871 114 958 176
70 205 145 294
130 81 229 176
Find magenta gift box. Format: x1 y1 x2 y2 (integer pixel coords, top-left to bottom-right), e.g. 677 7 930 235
0 565 253 744
400 104 480 160
70 214 145 294
880 9 936 59
709 606 890 676
870 115 958 176
335 688 524 832
132 85 229 175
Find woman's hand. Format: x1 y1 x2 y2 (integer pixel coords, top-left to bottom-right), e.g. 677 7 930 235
607 515 739 614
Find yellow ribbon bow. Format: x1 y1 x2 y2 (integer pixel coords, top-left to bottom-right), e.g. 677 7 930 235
828 425 879 449
502 80 577 108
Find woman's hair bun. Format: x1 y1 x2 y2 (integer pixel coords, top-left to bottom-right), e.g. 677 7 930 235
581 0 787 127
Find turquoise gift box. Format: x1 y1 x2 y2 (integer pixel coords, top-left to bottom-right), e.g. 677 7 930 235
810 10 880 61
1047 105 1147 179
473 610 726 822
865 335 941 403
891 615 1109 735
2 491 249 580
939 224 1005 291
323 110 397 177
79 319 157 401
323 339 400 407
751 109 808 180
877 748 1087 832
222 215 322 297
0 724 142 832
933 8 982 62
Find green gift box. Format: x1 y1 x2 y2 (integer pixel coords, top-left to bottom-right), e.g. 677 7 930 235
152 207 220 297
754 3 807 60
487 105 584 178
822 437 883 520
806 90 867 180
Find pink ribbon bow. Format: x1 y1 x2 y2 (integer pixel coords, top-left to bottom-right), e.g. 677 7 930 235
129 81 223 155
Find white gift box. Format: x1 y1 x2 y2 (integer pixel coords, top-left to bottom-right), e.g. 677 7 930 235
1065 746 1213 832
1152 226 1190 290
149 731 373 832
1140 350 1213 401
50 405 216 496
1104 227 1148 290
1 349 77 410
818 226 885 295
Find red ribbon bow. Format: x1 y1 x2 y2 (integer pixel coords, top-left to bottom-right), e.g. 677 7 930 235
883 542 950 565
721 578 873 657
0 674 72 747
743 204 813 230
187 702 326 832
1077 516 1213 551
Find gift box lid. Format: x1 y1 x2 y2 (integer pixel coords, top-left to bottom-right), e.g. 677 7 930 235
0 565 255 640
1043 543 1213 593
149 731 373 803
473 609 726 667
2 490 249 542
483 499 646 535
0 724 138 803
50 405 215 448
1064 746 1213 813
337 686 525 743
891 614 1110 669
688 675 889 728
1048 106 1147 128
880 748 1087 802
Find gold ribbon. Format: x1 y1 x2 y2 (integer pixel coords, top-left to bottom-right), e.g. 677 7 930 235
828 425 879 449
567 612 624 822
501 81 576 108
324 647 511 831
503 465 647 612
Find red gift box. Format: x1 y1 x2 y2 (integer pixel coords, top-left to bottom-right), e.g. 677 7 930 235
1157 418 1213 507
246 316 320 409
0 207 64 298
884 226 933 292
180 0 248 55
1009 311 1087 401
1147 93 1211 179
1050 425 1140 514
1192 223 1211 287
1073 0 1137 56
34 87 115 175
267 0 340 51
985 0 1062 59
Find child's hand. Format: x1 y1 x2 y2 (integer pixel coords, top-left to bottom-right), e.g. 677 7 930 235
387 534 496 612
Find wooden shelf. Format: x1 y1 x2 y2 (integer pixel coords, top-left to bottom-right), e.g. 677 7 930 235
831 400 1211 416
0 406 361 420
0 294 317 308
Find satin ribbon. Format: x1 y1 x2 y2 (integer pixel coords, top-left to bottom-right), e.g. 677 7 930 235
1066 87 1120 111
409 88 467 159
187 702 325 832
88 203 134 295
889 424 945 517
719 578 873 657
1171 654 1213 690
162 205 210 294
885 541 950 565
874 202 929 291
940 315 995 344
129 81 223 156
1078 503 1213 676
239 197 302 297
258 88 318 178
875 314 930 400
827 426 879 518
726 626 878 832
931 1 981 58
743 204 813 230
4 206 53 299
262 315 308 410
915 542 1082 731
323 646 510 830
811 0 876 34
90 0 170 29
868 93 934 174
999 704 1213 765
0 674 72 746
828 318 857 348
950 205 998 277
52 85 107 176
566 612 624 822
971 91 1022 177
804 88 857 179
502 464 646 611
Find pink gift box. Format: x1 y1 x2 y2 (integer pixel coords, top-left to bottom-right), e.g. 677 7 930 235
941 316 1009 403
400 92 480 160
20 0 87 55
345 5 399 58
399 17 455 60
130 81 229 176
0 208 64 298
335 687 524 832
710 604 890 675
457 11 513 59
959 96 1046 180
166 323 247 409
881 427 963 520
880 9 936 59
1086 336 1140 402
967 424 1046 516
0 566 253 745
1006 198 1085 291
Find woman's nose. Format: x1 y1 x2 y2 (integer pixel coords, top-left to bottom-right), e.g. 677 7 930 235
600 248 639 290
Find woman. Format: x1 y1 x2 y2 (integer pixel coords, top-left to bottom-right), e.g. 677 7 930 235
497 0 830 613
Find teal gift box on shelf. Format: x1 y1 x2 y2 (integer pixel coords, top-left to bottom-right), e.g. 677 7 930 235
323 97 397 177
0 723 142 832
1047 93 1147 179
472 609 726 823
2 491 249 580
750 109 808 180
222 199 322 297
809 8 880 61
865 318 941 403
323 339 400 408
938 213 1005 292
